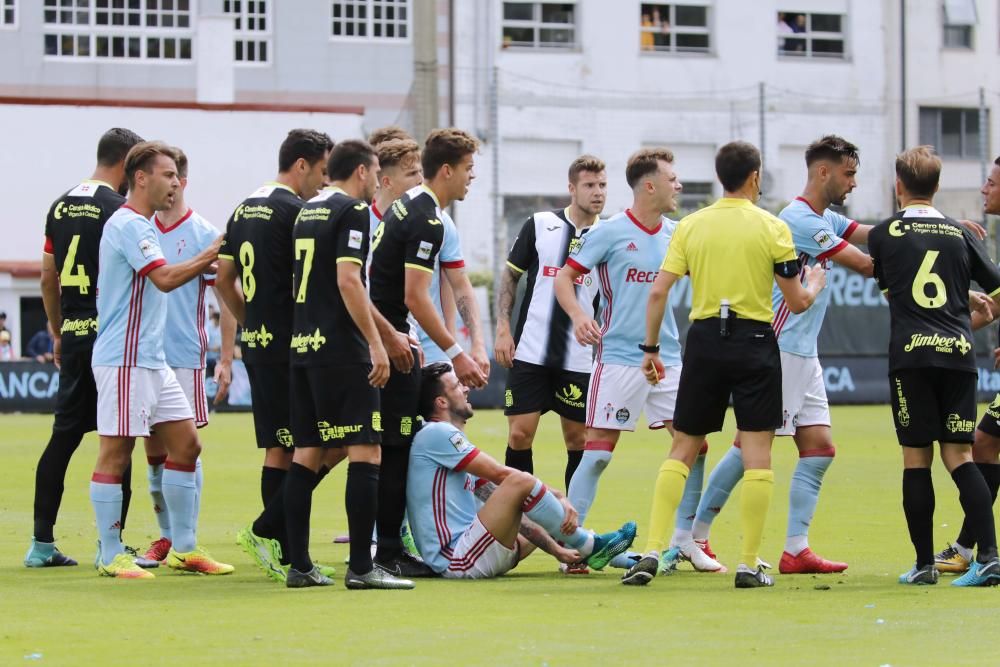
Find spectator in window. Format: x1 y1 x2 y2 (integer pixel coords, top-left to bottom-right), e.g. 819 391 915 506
777 12 793 52
0 310 8 334
27 327 54 363
791 14 807 33
651 7 670 49
641 12 655 50
0 330 16 361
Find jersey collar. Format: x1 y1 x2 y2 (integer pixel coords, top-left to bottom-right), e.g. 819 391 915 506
154 208 193 233
563 206 599 233
83 179 115 191
901 204 945 218
794 196 824 216
371 201 383 220
624 208 662 235
420 184 442 208
265 180 298 195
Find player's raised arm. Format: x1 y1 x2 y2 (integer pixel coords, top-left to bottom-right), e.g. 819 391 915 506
147 234 221 294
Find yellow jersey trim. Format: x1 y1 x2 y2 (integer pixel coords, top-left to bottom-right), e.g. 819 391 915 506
336 257 363 265
404 262 434 274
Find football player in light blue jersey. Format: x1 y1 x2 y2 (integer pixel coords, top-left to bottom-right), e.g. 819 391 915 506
415 211 467 364
556 148 722 573
137 148 237 567
406 363 636 579
89 141 231 579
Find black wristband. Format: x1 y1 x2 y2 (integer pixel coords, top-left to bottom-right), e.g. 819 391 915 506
638 343 660 354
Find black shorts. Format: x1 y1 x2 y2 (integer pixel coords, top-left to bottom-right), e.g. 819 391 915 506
673 318 782 435
890 367 977 446
380 349 421 448
53 345 97 434
245 362 293 449
503 360 589 423
290 364 381 448
978 394 1000 438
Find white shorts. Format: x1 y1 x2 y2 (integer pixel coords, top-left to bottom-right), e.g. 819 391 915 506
441 516 519 580
586 362 681 431
173 367 209 428
94 366 194 438
776 352 831 436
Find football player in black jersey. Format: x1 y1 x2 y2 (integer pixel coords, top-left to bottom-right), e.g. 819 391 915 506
216 129 332 519
26 128 144 568
870 146 1000 586
368 128 490 577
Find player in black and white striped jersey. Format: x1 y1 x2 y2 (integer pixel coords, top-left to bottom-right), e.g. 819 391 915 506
494 155 606 494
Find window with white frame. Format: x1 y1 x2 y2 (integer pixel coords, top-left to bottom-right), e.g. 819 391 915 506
501 2 576 49
639 3 710 54
43 0 193 60
223 0 270 63
331 0 408 40
919 107 987 159
942 0 975 48
1 0 16 27
777 11 845 59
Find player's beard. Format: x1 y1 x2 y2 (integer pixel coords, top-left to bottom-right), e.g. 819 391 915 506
450 401 474 421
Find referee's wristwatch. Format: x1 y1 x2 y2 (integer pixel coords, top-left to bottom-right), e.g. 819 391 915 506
638 343 660 353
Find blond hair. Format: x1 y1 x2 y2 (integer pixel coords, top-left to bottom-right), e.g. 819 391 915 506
896 146 941 199
377 138 421 171
368 125 412 147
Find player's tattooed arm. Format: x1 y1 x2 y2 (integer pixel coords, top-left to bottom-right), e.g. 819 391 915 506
473 481 579 563
494 268 520 368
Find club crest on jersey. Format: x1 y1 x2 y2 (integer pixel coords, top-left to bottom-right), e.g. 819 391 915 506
276 428 294 447
176 239 187 256
400 417 413 436
348 229 364 249
604 402 614 421
812 231 834 249
569 237 584 255
417 241 434 260
372 411 382 431
615 408 630 424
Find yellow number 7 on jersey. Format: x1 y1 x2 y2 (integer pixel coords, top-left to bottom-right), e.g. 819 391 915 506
295 237 315 303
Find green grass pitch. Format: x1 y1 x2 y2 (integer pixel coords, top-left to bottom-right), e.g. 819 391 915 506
2 407 999 666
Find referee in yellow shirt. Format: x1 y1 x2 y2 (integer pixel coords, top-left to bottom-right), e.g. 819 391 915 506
623 141 826 588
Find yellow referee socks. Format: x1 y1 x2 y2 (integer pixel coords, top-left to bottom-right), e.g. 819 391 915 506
643 459 690 554
739 468 775 566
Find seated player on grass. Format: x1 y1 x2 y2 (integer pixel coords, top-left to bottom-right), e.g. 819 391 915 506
406 362 636 579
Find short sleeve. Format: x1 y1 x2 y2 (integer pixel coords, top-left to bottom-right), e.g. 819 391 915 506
439 217 465 269
771 220 797 263
869 228 886 293
421 425 480 472
965 230 1000 297
43 204 54 254
335 202 370 267
121 219 166 277
506 217 536 274
785 211 846 261
565 223 609 274
827 210 859 241
404 215 445 274
661 220 689 276
218 214 235 262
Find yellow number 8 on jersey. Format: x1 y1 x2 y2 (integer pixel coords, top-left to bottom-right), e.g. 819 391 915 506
239 241 256 302
912 250 945 309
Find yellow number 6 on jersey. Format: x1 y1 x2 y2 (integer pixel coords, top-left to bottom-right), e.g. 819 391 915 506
912 250 946 309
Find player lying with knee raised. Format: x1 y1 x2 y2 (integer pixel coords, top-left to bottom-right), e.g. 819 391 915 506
406 362 636 579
